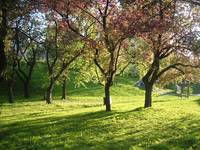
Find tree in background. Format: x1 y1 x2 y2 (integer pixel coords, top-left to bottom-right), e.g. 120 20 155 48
44 14 84 103
5 42 17 103
13 13 44 98
0 0 8 77
0 0 39 101
0 0 33 78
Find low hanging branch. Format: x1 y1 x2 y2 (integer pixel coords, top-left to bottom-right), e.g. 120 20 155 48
157 62 200 78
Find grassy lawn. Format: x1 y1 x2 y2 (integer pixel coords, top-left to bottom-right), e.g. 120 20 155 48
0 67 200 149
1 94 200 149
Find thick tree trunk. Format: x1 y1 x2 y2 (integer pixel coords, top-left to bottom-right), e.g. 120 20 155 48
24 80 30 98
46 78 54 104
62 79 66 100
0 6 7 76
144 83 153 108
0 44 6 76
8 80 14 103
105 84 111 111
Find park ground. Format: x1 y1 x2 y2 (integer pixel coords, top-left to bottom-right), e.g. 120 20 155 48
0 72 200 150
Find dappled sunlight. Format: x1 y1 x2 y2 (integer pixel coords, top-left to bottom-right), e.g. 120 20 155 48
1 97 200 149
1 0 200 149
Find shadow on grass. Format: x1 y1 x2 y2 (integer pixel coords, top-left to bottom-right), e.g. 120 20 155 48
195 99 200 106
0 108 200 150
0 110 116 149
148 117 200 150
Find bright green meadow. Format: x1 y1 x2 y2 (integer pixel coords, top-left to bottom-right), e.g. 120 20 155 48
0 66 200 150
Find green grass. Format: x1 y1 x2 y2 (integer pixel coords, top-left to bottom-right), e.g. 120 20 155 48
0 64 200 149
0 95 200 150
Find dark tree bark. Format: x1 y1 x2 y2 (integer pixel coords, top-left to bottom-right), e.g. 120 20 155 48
105 82 111 111
8 79 14 103
14 21 36 99
62 79 67 100
0 44 7 76
144 82 153 108
16 64 35 98
46 78 54 104
24 81 30 98
142 55 159 108
0 5 8 76
22 63 35 98
7 54 17 103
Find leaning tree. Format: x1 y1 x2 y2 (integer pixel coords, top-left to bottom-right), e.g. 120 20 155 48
135 0 200 107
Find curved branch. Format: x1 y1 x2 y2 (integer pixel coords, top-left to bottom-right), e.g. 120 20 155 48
157 63 199 78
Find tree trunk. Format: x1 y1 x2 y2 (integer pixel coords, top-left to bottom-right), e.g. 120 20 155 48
62 79 66 100
8 80 14 103
0 44 6 76
187 84 190 99
43 91 46 100
181 86 183 99
144 83 153 108
104 84 111 111
46 79 54 104
24 80 30 98
0 6 7 76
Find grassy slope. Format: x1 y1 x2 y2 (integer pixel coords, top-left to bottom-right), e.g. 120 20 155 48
0 96 200 150
0 64 200 150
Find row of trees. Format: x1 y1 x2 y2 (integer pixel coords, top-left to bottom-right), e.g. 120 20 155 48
0 0 200 111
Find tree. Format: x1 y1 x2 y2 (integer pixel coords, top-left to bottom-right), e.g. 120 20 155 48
0 0 35 101
136 0 200 107
13 14 43 98
44 16 84 104
0 0 8 77
0 0 32 78
6 45 17 103
44 0 153 111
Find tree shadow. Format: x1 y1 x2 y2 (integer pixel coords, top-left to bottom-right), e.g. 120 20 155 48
0 110 118 149
194 99 200 106
0 108 200 150
147 117 200 150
